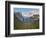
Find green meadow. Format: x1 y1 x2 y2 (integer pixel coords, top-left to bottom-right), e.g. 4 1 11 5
14 17 39 29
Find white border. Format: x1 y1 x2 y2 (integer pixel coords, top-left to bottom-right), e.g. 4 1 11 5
10 4 43 34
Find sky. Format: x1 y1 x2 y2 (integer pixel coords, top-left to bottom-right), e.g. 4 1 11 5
14 8 39 14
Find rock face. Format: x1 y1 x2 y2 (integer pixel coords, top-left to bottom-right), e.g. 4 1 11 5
14 12 39 23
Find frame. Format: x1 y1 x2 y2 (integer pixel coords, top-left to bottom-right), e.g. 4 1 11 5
5 1 45 37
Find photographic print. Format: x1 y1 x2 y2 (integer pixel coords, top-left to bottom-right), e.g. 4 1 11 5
5 1 45 37
14 8 39 29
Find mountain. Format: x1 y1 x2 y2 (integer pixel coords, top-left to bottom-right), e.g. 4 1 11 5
14 12 39 23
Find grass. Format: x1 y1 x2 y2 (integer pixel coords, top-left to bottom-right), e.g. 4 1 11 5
14 18 39 29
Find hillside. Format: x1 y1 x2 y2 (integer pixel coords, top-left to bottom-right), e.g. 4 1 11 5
14 12 39 29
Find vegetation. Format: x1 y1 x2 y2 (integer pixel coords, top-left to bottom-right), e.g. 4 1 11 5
14 13 39 29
